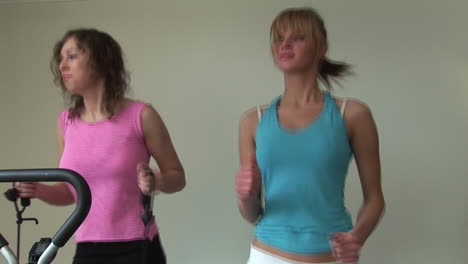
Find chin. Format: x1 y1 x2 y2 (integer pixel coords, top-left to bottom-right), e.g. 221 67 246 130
276 60 298 70
278 62 313 74
65 86 83 96
279 66 306 74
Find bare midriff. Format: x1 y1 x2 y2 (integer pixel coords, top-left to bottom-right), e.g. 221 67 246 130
252 238 336 263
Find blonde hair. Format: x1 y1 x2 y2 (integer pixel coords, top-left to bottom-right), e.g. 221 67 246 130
270 7 352 89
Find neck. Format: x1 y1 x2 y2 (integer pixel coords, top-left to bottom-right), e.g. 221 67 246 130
282 70 323 107
80 79 108 121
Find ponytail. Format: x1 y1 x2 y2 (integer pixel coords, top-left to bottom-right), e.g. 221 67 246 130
319 57 353 90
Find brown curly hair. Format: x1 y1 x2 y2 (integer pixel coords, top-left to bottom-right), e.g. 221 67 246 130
51 28 130 119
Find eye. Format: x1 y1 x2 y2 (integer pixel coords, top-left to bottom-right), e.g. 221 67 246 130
294 35 305 41
68 54 77 60
274 36 284 44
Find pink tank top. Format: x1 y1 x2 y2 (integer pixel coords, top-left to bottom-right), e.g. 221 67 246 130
59 101 158 242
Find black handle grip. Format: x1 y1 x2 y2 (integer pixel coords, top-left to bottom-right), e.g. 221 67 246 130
0 169 91 248
140 193 153 226
21 197 31 207
3 188 31 206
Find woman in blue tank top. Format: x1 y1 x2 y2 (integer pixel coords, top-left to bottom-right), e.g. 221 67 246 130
235 8 385 264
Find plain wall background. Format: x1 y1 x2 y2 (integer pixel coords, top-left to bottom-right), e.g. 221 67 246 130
0 0 467 263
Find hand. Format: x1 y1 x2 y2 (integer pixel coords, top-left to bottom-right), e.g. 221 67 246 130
331 232 362 263
235 153 261 201
137 163 158 195
14 182 39 198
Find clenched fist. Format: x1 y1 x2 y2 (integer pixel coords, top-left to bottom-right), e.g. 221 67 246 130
235 153 261 201
137 163 158 195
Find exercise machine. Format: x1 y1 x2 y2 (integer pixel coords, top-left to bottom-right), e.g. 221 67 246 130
0 169 91 264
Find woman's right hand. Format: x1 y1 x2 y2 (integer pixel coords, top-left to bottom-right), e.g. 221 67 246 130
14 182 40 198
235 153 261 202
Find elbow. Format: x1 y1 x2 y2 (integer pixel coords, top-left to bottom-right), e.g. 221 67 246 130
245 213 262 225
378 194 386 211
247 216 260 225
371 194 386 218
239 209 258 224
175 174 186 192
167 170 186 193
64 195 76 206
363 193 386 214
381 197 386 216
60 199 76 206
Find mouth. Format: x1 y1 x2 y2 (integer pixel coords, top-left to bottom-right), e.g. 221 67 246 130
279 53 294 60
62 74 72 81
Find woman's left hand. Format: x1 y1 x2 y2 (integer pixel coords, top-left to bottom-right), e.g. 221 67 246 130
331 232 362 263
137 162 158 194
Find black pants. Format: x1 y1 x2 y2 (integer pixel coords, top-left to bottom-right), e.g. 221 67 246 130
72 235 166 264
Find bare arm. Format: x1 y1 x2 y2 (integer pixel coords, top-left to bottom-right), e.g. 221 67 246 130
141 105 185 194
16 119 74 206
346 100 385 244
236 109 262 223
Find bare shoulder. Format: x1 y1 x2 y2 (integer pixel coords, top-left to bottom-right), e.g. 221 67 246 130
139 104 167 138
239 105 268 139
334 95 376 137
342 98 377 140
344 98 373 121
345 98 373 127
333 94 369 112
239 107 258 137
240 105 267 123
141 103 161 120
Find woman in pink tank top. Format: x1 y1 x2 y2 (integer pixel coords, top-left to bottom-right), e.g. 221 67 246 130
15 28 185 264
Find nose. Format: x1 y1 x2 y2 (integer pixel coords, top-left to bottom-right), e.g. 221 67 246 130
280 38 292 50
59 58 69 72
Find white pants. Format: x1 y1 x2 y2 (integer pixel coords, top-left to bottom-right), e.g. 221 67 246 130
247 244 339 264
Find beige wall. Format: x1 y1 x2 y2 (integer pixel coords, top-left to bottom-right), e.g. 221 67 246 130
0 0 467 263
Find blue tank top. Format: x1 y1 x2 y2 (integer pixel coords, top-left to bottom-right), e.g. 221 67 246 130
254 91 353 254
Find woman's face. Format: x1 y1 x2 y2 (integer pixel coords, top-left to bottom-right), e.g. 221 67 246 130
59 37 96 95
272 28 324 74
